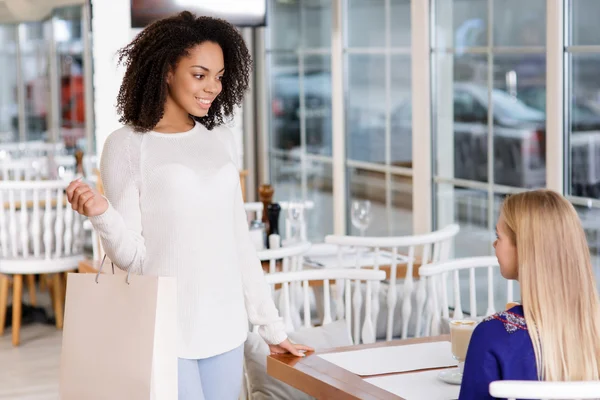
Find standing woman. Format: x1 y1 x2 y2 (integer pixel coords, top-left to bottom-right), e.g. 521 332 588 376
66 11 311 400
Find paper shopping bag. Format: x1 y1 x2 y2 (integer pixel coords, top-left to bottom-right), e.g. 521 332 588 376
59 265 177 400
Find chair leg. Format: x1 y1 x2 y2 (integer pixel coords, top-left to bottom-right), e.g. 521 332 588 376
0 274 9 336
39 274 47 292
12 274 23 346
52 274 64 330
26 275 37 306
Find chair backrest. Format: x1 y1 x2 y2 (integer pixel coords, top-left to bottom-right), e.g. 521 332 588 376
0 141 65 159
256 241 311 274
324 224 460 340
490 380 600 399
0 180 84 263
244 200 314 241
418 256 514 335
261 268 386 344
0 156 77 181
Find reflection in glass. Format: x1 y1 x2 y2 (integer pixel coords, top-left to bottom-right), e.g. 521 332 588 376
434 0 488 50
55 6 85 153
390 55 412 166
346 54 386 163
575 205 600 283
572 0 600 46
20 22 48 142
390 174 413 236
434 54 489 182
270 53 299 151
302 0 331 48
493 54 546 189
347 0 385 48
268 0 300 50
304 55 332 156
0 26 18 142
569 54 600 199
390 0 412 48
492 0 545 47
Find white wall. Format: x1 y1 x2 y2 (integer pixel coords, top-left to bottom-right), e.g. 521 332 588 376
91 4 244 165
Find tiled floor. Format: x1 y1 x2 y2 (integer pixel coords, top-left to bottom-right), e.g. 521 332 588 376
0 323 61 399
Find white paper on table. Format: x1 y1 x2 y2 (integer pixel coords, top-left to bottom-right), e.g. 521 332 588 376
317 341 456 376
304 248 411 269
365 370 460 400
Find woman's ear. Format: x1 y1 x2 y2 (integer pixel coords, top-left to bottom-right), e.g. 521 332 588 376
166 70 173 85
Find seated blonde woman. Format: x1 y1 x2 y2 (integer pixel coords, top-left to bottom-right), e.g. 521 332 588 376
459 190 600 399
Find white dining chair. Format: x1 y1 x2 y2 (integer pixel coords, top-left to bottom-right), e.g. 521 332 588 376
259 268 386 344
0 141 66 159
323 224 460 341
490 380 600 399
257 242 312 331
418 256 514 336
0 180 86 345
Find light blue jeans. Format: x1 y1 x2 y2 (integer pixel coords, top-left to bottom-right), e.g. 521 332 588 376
178 344 244 400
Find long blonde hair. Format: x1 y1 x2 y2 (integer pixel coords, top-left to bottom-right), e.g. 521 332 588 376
501 190 600 381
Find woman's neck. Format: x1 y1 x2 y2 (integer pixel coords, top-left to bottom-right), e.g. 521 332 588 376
153 97 195 133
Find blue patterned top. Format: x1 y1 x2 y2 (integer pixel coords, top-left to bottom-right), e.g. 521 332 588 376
458 305 538 399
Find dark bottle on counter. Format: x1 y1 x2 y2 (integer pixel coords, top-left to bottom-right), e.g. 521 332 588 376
267 203 281 239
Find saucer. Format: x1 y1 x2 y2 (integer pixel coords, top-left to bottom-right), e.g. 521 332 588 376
437 368 462 385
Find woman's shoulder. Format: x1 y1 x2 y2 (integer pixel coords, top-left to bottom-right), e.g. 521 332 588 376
477 305 528 336
106 125 140 143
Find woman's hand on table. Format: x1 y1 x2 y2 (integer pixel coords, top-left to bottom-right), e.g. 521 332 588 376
269 339 314 357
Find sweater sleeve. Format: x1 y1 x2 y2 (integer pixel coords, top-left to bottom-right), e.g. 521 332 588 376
223 127 288 345
88 129 146 274
458 322 502 400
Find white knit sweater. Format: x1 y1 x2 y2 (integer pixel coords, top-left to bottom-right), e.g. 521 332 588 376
89 122 287 359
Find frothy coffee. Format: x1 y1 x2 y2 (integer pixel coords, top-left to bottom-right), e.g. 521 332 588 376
450 319 477 362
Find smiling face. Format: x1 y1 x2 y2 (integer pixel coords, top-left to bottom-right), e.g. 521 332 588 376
166 41 224 118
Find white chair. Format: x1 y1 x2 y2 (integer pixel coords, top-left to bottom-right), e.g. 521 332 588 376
0 155 77 181
324 224 460 341
490 380 600 399
418 256 514 337
259 268 386 344
0 180 86 345
257 242 312 331
0 141 66 159
256 241 311 274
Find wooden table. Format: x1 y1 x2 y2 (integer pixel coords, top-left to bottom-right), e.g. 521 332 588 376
78 257 422 283
267 335 452 400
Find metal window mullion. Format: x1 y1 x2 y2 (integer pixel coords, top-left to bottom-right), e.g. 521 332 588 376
299 3 308 202
297 47 331 55
255 28 270 185
487 0 495 249
242 27 257 201
546 0 565 194
384 0 392 235
410 0 432 234
565 45 600 53
47 16 60 145
82 3 95 155
332 0 346 234
15 24 26 142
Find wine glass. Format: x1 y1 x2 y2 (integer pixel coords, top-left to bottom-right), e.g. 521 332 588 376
286 201 304 242
351 200 371 236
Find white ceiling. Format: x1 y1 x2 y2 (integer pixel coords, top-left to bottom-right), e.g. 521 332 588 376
0 0 85 24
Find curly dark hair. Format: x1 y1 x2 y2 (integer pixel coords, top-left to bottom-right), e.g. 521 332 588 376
116 11 252 132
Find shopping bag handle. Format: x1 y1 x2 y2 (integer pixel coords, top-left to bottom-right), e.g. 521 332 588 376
95 254 132 285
